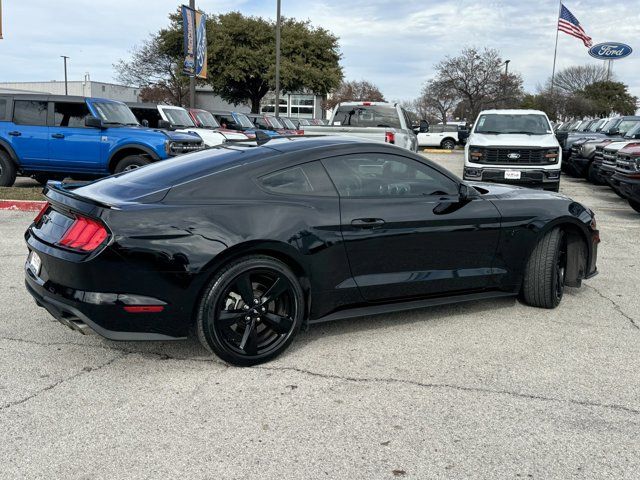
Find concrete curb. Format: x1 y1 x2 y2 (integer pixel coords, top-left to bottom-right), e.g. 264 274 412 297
423 148 458 154
0 200 47 212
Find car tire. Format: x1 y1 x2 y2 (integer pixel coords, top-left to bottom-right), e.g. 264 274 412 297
196 255 305 366
114 155 152 173
0 151 17 187
587 163 603 184
441 139 456 150
32 173 50 186
521 228 566 309
629 200 640 214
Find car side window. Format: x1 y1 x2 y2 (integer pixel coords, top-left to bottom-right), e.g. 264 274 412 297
254 117 269 129
430 125 444 133
259 161 336 196
53 102 91 128
13 100 48 126
0 99 7 121
322 154 458 198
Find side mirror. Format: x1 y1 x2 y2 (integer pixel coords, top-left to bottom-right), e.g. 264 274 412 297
158 120 172 130
85 116 103 129
634 133 640 139
141 119 149 127
608 128 619 136
459 183 477 201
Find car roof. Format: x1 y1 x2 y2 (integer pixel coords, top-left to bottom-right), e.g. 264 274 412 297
478 109 548 115
126 102 159 109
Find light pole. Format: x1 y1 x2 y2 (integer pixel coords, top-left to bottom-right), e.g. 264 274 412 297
274 0 281 118
61 56 69 95
504 59 510 76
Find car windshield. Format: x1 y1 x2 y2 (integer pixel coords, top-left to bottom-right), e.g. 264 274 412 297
92 102 139 126
162 107 195 128
193 110 220 128
332 105 402 129
234 113 255 128
474 114 551 135
588 119 604 132
280 118 296 129
268 117 285 129
622 122 640 139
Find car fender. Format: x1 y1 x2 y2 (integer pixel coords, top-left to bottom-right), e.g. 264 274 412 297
108 142 162 164
0 137 19 165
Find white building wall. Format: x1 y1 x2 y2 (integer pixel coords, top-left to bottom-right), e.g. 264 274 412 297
0 81 140 102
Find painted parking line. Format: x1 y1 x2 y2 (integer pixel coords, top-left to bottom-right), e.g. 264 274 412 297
0 200 47 212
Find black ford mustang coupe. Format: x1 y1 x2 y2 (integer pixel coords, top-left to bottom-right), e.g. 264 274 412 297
25 137 599 365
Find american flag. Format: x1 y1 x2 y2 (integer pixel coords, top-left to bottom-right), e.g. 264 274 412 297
558 4 592 47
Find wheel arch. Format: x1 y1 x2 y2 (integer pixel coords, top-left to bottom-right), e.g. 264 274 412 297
0 138 19 165
108 144 161 173
191 241 313 326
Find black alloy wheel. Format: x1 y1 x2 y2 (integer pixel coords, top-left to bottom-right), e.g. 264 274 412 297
522 228 566 309
114 155 152 174
197 256 304 366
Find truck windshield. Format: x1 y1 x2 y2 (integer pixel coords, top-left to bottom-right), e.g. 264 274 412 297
234 113 255 129
332 105 402 129
280 117 296 129
474 114 551 135
162 108 195 128
622 122 640 138
268 117 285 129
192 110 220 129
92 102 139 126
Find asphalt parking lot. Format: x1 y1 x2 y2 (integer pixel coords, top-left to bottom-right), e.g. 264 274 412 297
1 151 639 479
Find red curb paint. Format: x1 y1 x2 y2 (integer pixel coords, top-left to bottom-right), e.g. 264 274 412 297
0 200 47 212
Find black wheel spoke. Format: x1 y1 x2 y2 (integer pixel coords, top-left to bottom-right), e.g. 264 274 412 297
234 273 255 305
239 319 258 355
262 312 293 334
261 275 289 304
217 310 243 328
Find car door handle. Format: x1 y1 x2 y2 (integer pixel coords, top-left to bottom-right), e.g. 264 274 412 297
51 133 65 139
8 131 21 137
351 218 386 228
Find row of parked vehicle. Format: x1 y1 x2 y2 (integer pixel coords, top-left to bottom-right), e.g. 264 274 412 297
0 93 327 187
555 116 640 214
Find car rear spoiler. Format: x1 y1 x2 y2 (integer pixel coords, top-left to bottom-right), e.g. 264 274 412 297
45 182 114 211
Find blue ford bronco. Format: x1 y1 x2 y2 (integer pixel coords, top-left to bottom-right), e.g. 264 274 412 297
0 94 204 186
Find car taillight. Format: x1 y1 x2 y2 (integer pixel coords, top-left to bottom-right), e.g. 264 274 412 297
385 131 395 144
33 202 50 224
58 215 108 252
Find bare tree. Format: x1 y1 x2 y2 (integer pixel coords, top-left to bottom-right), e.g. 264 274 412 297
324 80 385 110
417 79 459 124
114 33 189 106
435 47 523 120
554 65 609 94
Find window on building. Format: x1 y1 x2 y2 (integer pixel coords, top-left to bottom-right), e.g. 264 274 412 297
53 102 91 127
290 94 314 119
13 100 48 126
102 85 106 92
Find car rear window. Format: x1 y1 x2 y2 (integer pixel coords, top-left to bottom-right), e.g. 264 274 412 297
0 99 7 121
13 100 48 126
332 105 401 129
259 161 336 196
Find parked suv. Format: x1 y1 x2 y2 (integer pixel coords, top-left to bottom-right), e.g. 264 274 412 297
211 110 262 139
186 108 249 141
612 144 640 213
417 123 459 149
463 109 561 191
0 94 204 186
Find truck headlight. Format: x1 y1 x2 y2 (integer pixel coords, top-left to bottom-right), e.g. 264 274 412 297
164 140 171 155
468 148 483 162
545 148 560 163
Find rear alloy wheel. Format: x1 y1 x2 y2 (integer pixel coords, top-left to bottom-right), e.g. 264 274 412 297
629 200 640 214
114 155 152 173
522 228 567 309
441 139 456 150
0 151 17 187
196 256 304 366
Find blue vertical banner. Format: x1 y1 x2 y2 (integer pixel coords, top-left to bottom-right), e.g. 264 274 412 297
182 5 207 79
181 5 196 76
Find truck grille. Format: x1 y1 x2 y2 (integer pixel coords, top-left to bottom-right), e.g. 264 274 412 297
593 146 604 165
169 141 205 155
472 147 557 165
616 154 639 174
602 149 617 168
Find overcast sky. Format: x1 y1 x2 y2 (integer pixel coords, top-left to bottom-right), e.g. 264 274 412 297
1 0 638 101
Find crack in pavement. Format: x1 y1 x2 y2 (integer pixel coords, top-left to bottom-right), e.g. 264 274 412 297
586 284 639 330
0 353 127 412
254 365 640 416
0 335 217 363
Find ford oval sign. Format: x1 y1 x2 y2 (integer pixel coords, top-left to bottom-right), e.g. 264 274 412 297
588 43 633 60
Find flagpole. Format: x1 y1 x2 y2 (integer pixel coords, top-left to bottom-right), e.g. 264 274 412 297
550 0 562 98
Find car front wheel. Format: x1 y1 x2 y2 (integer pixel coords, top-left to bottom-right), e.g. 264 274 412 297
441 139 456 150
521 228 566 309
114 155 152 173
196 255 305 366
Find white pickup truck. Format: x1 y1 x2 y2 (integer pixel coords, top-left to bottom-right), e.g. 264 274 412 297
302 102 418 152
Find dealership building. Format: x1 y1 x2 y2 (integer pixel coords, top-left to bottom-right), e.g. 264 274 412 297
0 80 327 119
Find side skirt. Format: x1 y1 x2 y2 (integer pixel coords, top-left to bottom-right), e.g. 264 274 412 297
309 290 517 324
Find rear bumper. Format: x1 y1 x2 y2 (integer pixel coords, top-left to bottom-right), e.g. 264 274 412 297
463 167 560 190
25 263 186 341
